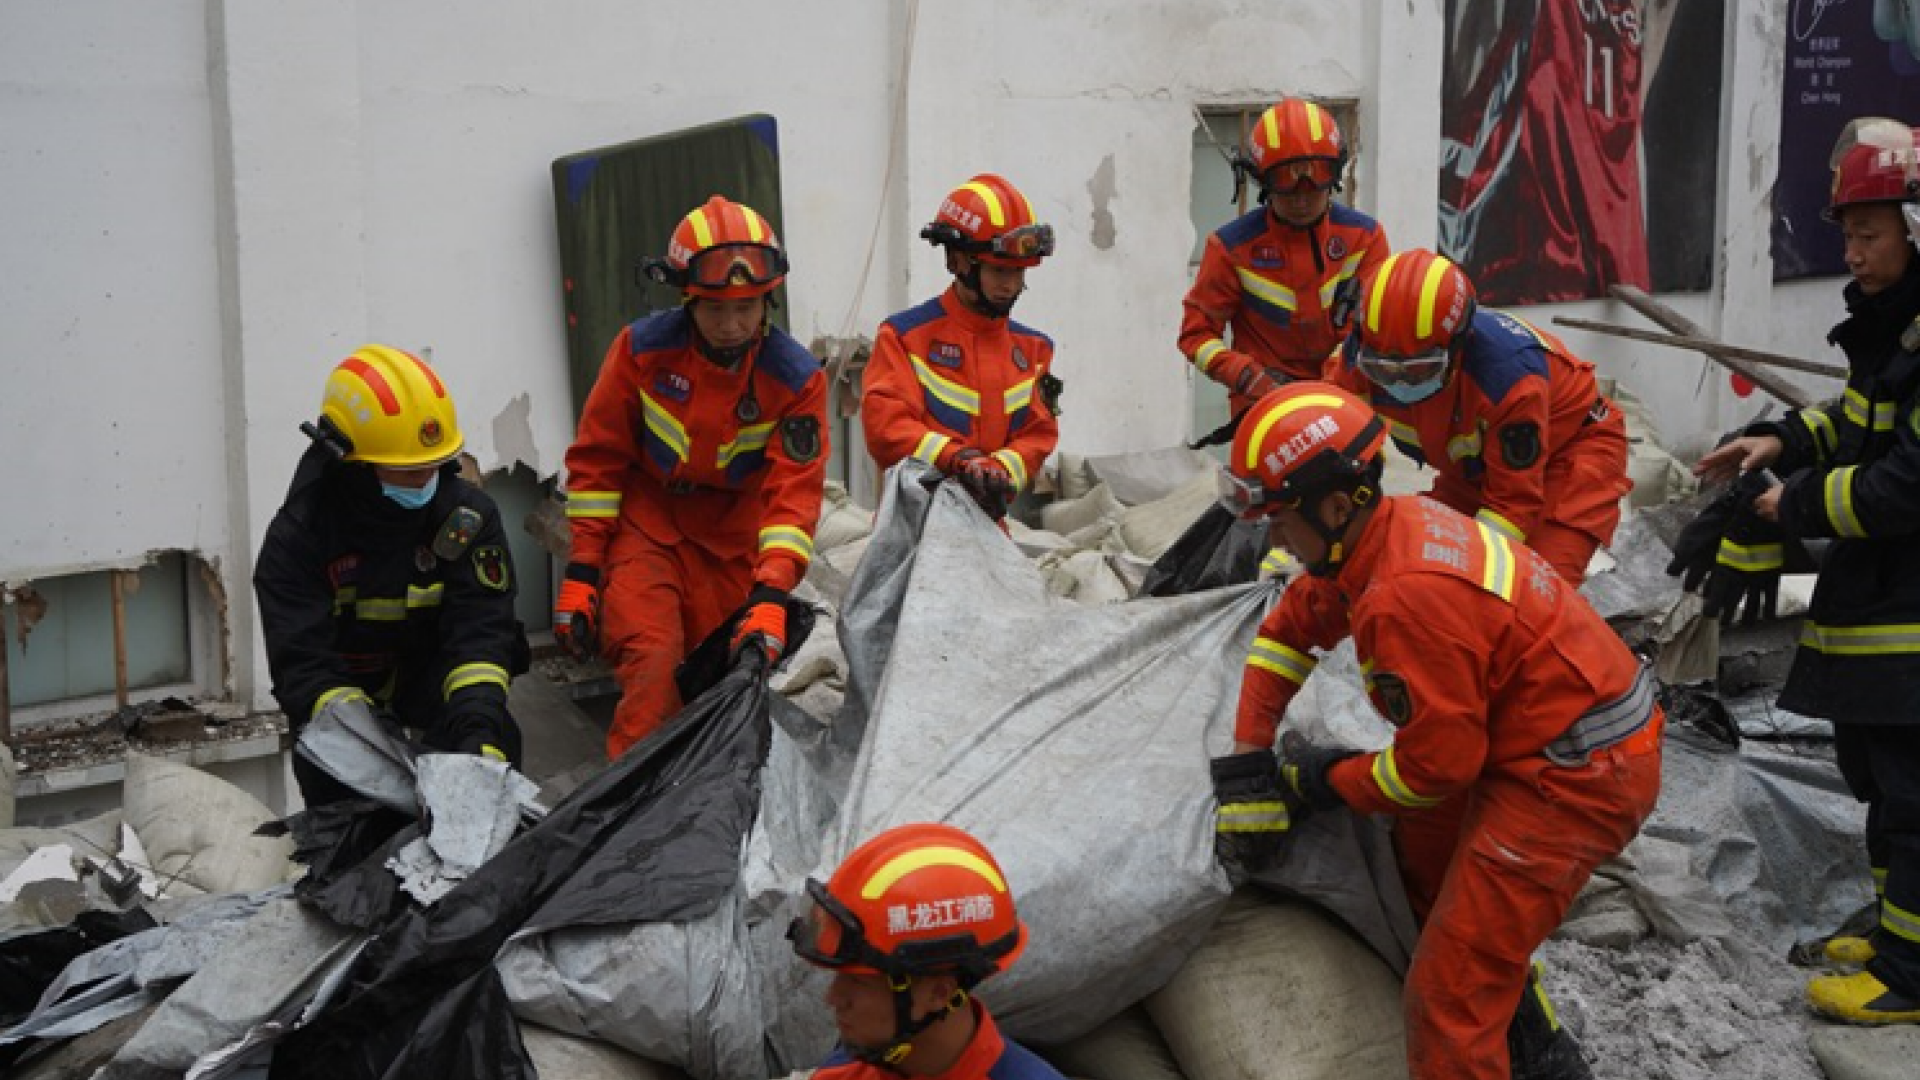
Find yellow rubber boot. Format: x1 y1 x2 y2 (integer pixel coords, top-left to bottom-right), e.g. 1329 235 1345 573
1823 935 1877 967
1808 971 1920 1025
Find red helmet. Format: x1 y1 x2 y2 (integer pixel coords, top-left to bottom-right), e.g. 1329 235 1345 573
1245 98 1347 193
1827 117 1920 220
1219 383 1386 520
921 174 1055 268
789 823 1028 986
645 195 789 298
1347 249 1476 392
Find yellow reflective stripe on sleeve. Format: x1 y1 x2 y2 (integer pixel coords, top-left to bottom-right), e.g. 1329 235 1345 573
1004 378 1035 415
1874 866 1890 893
717 421 775 468
760 524 816 563
910 354 982 415
641 392 692 462
1825 466 1866 537
1259 547 1298 576
312 685 371 720
1799 621 1920 655
1884 897 1920 946
1474 520 1517 600
1842 388 1897 433
1800 409 1837 460
1474 508 1525 545
443 661 509 700
1235 267 1299 313
1217 800 1292 833
1372 747 1445 809
1717 537 1783 572
913 431 953 464
1317 254 1368 307
1446 427 1485 462
1247 636 1316 685
407 584 444 609
1386 417 1420 447
565 491 621 519
1195 339 1229 371
992 449 1028 491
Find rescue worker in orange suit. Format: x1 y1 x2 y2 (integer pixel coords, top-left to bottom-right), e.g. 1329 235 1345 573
1326 249 1631 585
788 823 1065 1080
256 345 527 806
556 196 828 760
862 174 1059 521
1180 97 1390 416
1207 384 1661 1080
1686 118 1920 1025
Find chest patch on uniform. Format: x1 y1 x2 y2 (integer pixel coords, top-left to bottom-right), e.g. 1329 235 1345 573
472 545 510 592
781 416 822 463
432 506 483 563
929 342 964 369
1902 316 1920 355
1498 421 1543 470
1371 672 1413 727
652 368 693 403
1252 245 1283 269
1011 344 1031 372
326 555 360 590
1326 235 1349 261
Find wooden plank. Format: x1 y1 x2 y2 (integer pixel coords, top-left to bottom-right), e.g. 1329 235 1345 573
110 570 129 710
1607 284 1815 409
1552 316 1847 380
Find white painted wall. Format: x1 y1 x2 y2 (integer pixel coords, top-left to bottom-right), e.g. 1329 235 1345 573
0 0 1856 711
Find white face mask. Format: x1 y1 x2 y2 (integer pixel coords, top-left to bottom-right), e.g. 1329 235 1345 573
381 471 439 510
1381 373 1448 405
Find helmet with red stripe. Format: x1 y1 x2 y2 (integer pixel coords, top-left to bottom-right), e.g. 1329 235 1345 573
318 344 464 467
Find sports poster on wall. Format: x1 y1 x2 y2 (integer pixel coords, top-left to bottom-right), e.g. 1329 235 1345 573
1438 0 1724 306
1773 0 1920 281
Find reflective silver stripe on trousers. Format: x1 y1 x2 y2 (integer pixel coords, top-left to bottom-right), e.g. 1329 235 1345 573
1544 663 1655 767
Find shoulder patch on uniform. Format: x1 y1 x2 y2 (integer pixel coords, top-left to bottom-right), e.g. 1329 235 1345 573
1498 421 1543 470
432 506 483 562
781 415 822 463
472 545 511 592
1371 672 1413 728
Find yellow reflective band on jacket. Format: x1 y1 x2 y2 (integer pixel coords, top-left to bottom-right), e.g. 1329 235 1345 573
1260 547 1298 576
1386 416 1420 449
992 449 1028 491
913 431 953 464
1474 521 1517 600
1799 621 1920 656
760 524 815 564
1217 799 1292 834
1194 338 1229 372
332 585 445 622
565 490 621 519
1797 408 1838 462
312 685 372 720
717 421 774 469
910 354 982 416
1843 388 1897 433
1447 427 1484 463
443 661 509 700
1717 537 1783 572
1235 267 1299 314
1825 466 1867 537
1885 897 1920 946
641 392 692 463
1371 747 1445 809
1247 635 1315 685
1874 867 1890 892
1004 378 1035 417
1474 507 1525 544
1317 254 1368 307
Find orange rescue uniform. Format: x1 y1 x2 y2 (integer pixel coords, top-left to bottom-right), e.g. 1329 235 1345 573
564 309 827 758
1180 203 1389 412
1329 309 1631 583
863 285 1058 494
1236 495 1661 1080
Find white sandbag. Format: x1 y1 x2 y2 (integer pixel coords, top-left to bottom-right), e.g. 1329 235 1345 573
1146 890 1408 1080
122 752 295 895
1116 473 1219 562
1055 452 1098 502
1610 382 1696 509
1035 1003 1189 1080
0 739 14 829
814 481 874 552
1038 549 1132 605
1808 1026 1920 1080
1085 446 1217 507
821 534 872 579
0 809 125 879
1042 481 1124 537
522 1021 693 1080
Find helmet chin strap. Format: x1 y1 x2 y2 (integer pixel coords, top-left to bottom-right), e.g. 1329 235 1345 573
957 258 1020 319
1303 486 1375 577
851 978 969 1071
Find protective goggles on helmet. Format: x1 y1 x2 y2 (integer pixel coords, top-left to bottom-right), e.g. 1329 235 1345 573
643 242 788 291
1353 343 1450 389
1217 469 1287 520
787 877 1018 979
1263 157 1341 194
922 222 1056 260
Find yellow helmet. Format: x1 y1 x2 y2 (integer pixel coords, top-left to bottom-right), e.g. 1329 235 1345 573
318 345 464 467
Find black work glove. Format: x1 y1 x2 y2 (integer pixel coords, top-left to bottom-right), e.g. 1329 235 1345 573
1210 749 1300 876
1279 731 1359 812
948 448 1014 520
440 707 523 768
1698 471 1807 626
1665 485 1746 594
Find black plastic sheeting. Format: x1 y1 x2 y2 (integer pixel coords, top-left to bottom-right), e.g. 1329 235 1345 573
1139 503 1268 598
268 651 777 1080
0 907 157 1067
